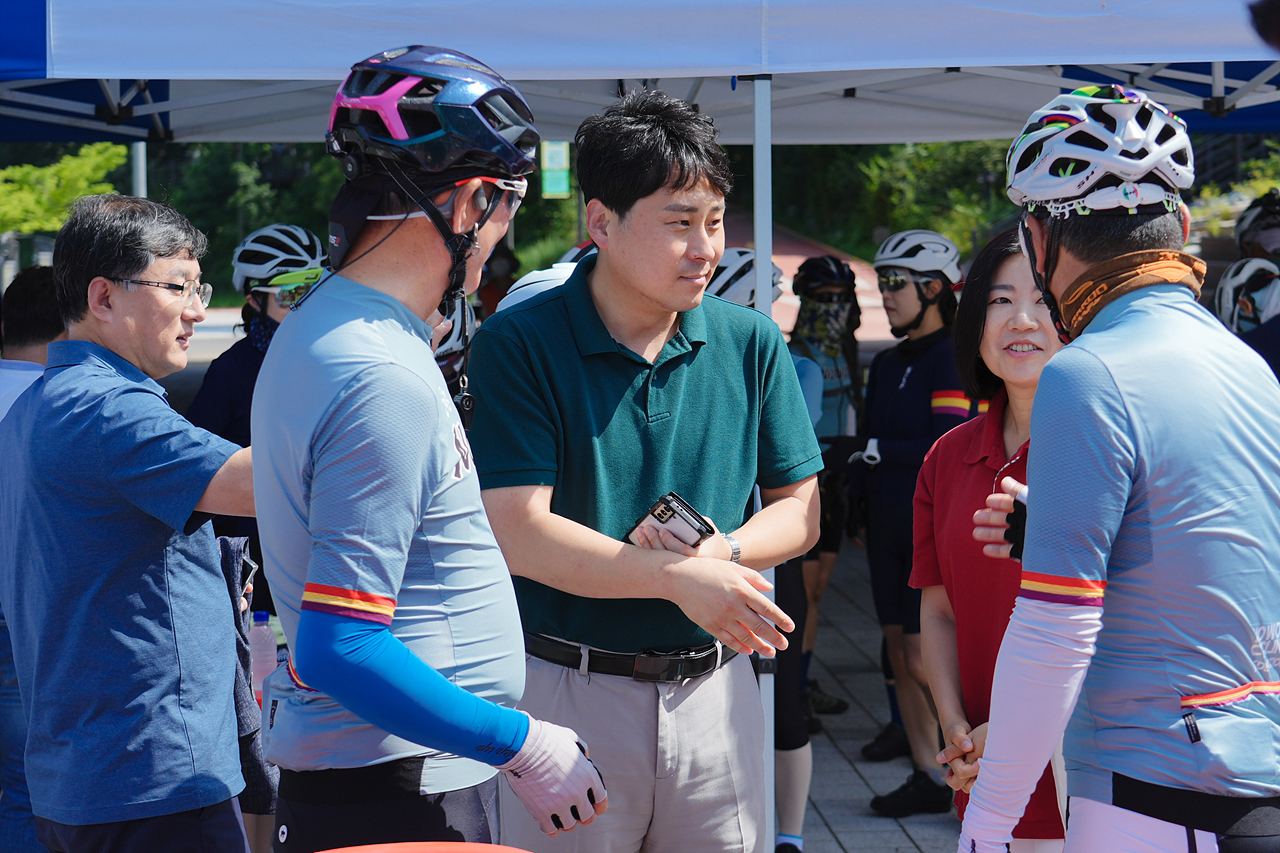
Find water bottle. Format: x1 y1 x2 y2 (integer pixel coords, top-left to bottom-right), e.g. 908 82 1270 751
249 611 276 708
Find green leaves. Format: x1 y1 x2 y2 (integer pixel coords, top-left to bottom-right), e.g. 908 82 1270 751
0 142 128 233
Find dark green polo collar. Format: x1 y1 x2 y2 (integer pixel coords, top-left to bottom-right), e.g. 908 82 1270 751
563 255 709 363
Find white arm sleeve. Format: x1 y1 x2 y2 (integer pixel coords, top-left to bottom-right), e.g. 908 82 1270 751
957 596 1102 853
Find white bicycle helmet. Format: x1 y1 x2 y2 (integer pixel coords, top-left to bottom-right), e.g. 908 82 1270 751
232 224 327 292
1236 189 1280 255
1006 85 1194 218
1218 258 1280 333
496 262 578 313
708 247 783 307
873 230 963 287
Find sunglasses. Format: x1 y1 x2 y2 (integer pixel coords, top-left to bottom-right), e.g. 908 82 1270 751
877 270 936 294
272 268 329 310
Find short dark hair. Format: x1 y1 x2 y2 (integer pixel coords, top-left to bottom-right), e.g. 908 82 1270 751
1053 208 1184 266
54 194 207 326
575 89 733 218
2 265 64 351
953 228 1023 401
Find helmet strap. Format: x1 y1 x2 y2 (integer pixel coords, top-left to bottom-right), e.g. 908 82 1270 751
1020 214 1073 344
889 277 939 338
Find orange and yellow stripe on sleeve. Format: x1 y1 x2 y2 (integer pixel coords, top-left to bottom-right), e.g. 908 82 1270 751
932 390 970 418
301 583 396 625
1019 571 1106 607
1181 680 1280 709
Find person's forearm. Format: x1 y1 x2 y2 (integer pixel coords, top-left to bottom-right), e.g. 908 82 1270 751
960 597 1100 847
732 478 819 570
483 488 693 600
920 589 966 729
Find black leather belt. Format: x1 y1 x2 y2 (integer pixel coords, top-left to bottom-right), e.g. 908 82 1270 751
524 632 736 683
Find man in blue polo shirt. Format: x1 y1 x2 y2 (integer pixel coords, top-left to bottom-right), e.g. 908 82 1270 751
469 90 822 853
0 194 256 853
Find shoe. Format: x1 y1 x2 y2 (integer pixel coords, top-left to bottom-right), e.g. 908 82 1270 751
807 677 849 714
860 721 910 761
869 768 954 818
776 845 802 853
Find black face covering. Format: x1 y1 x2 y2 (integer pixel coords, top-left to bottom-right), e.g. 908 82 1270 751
244 301 280 354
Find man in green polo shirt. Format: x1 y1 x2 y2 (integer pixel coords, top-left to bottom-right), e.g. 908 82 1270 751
468 90 822 853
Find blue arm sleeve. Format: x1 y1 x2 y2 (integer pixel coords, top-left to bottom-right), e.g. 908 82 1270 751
294 609 529 767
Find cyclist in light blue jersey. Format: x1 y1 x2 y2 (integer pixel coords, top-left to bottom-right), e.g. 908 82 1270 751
957 86 1280 853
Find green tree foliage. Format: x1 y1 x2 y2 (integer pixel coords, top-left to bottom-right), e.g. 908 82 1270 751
0 142 129 232
153 143 344 304
733 140 1018 259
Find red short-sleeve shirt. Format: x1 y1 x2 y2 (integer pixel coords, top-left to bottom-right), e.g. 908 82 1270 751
910 388 1063 839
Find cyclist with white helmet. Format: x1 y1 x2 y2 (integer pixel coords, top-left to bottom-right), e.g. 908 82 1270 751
857 229 972 818
784 254 860 734
1230 259 1280 382
959 86 1280 853
1236 189 1280 260
249 46 605 851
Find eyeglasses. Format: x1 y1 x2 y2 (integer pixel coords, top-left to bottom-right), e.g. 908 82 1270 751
115 278 213 308
876 270 935 294
366 175 529 222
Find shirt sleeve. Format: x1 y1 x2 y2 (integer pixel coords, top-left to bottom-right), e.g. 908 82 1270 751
909 441 944 589
97 384 239 532
468 324 561 490
1018 346 1134 604
301 363 440 616
757 327 824 490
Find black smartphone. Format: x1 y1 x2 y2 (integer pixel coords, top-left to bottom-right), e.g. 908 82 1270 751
626 492 715 547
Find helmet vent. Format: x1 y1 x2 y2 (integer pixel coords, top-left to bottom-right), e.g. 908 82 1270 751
1137 105 1153 126
1084 103 1117 134
1156 125 1177 145
1119 147 1150 161
405 78 446 101
402 111 443 139
238 249 275 265
336 106 393 140
381 47 411 61
1016 140 1045 174
1049 157 1090 178
344 70 398 98
434 56 492 75
1172 147 1190 166
1067 131 1107 152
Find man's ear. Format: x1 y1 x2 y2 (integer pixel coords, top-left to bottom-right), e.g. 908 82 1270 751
85 277 115 323
1179 201 1191 245
449 178 485 234
584 198 614 250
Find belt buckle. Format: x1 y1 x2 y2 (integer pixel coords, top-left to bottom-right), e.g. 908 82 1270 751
631 647 710 683
632 652 682 682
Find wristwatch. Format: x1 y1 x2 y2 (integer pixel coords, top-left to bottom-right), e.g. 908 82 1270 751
721 533 741 564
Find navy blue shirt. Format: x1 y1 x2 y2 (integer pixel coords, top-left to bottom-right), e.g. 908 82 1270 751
0 340 243 824
862 327 970 511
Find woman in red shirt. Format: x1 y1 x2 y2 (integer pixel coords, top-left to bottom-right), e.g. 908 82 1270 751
910 229 1065 852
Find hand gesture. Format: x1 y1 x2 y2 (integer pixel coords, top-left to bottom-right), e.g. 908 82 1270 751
971 476 1027 560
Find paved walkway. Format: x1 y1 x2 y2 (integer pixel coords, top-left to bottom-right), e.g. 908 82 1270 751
802 540 960 853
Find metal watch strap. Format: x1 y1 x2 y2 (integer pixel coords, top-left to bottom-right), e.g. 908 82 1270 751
722 533 741 563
